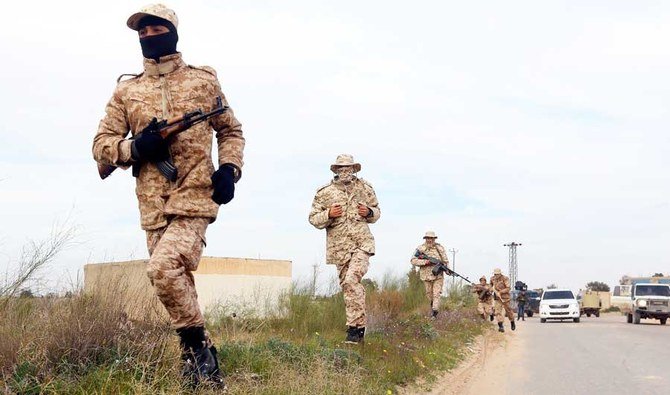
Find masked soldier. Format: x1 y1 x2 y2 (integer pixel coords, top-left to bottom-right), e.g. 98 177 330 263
309 154 381 344
410 231 449 318
472 276 494 321
92 4 244 387
490 268 515 332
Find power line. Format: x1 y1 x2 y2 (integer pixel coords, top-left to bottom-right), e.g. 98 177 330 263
449 248 458 289
503 242 522 285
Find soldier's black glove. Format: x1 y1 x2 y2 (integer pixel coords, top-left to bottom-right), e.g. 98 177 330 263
211 165 236 205
131 120 169 163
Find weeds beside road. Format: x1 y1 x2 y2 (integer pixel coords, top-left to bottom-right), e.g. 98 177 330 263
1 271 485 394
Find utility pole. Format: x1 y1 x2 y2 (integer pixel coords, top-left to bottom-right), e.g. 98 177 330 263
449 248 458 289
503 242 522 286
311 263 319 297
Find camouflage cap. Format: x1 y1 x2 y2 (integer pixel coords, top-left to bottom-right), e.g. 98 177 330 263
423 231 437 239
127 4 179 31
330 154 361 173
493 268 502 275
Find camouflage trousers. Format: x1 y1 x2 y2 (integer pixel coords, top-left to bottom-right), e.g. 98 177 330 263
477 300 493 316
146 216 209 329
423 277 444 310
494 297 515 323
336 249 370 327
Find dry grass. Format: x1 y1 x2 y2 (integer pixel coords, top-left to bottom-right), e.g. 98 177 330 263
1 267 485 394
0 291 178 394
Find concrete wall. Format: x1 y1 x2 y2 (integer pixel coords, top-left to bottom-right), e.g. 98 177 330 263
84 256 292 320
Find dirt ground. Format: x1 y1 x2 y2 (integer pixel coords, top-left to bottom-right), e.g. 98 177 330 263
399 322 523 395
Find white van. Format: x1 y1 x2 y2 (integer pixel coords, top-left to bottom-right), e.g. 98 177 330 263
539 289 580 323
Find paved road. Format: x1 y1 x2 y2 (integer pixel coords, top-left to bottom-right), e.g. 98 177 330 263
497 313 669 394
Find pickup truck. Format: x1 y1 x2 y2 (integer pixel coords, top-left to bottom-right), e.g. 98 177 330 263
626 283 670 325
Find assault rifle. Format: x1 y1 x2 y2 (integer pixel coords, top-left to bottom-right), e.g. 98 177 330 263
97 96 228 181
413 250 473 284
473 284 492 299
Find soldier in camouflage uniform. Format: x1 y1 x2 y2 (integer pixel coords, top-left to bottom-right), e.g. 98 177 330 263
309 154 381 344
410 231 449 318
472 276 494 321
92 4 244 387
490 268 516 332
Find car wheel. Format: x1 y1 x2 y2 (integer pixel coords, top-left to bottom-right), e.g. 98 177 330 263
540 318 546 323
527 311 533 318
595 311 600 318
586 313 591 318
660 318 667 325
573 317 580 323
627 313 632 323
633 311 641 325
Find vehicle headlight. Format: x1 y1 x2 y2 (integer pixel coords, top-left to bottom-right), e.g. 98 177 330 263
637 300 647 307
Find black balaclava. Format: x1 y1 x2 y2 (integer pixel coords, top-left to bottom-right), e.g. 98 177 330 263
138 15 178 62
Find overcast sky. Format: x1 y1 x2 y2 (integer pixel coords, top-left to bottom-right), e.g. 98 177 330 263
1 0 669 294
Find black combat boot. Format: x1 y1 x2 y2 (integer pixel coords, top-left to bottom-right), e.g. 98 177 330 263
177 326 225 388
490 314 494 322
345 326 361 344
431 310 439 319
511 320 516 331
498 322 504 333
358 327 366 342
480 313 486 320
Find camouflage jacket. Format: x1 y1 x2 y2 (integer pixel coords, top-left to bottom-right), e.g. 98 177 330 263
473 284 493 303
410 242 449 282
92 53 244 230
308 177 380 265
490 274 511 300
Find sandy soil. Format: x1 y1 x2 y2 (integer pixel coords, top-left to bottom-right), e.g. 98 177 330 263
399 323 523 395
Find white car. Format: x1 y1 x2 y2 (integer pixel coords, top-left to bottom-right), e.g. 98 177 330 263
539 289 581 323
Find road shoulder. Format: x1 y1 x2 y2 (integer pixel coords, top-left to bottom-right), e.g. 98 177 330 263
400 323 523 395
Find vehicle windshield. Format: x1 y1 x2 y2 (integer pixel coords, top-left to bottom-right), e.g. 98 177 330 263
527 291 539 298
543 291 574 300
635 285 670 297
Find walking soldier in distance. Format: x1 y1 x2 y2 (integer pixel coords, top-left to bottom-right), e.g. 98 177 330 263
309 154 381 344
491 268 516 332
473 276 494 321
410 231 449 318
92 4 244 387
